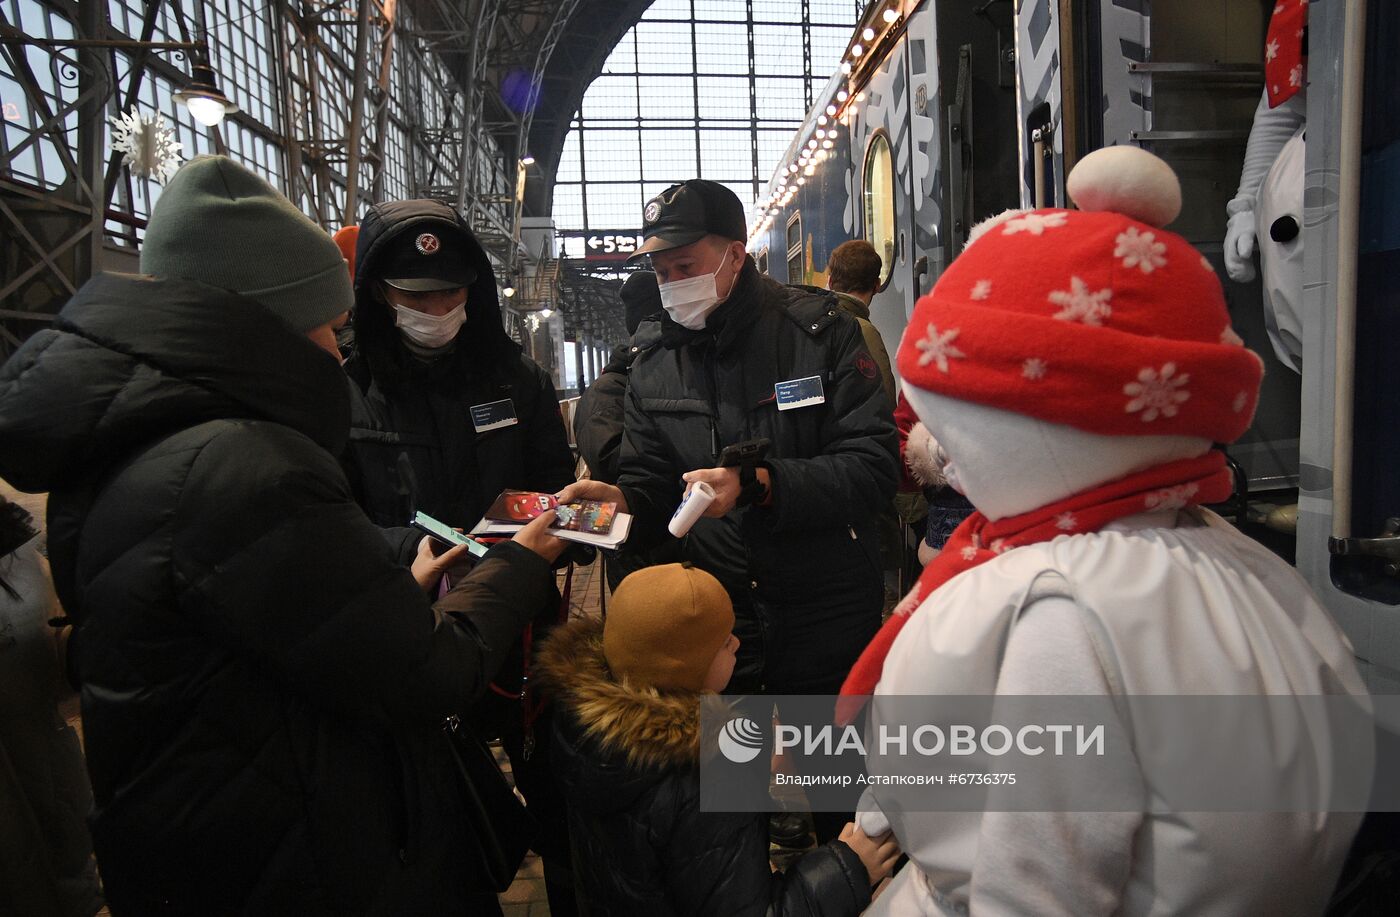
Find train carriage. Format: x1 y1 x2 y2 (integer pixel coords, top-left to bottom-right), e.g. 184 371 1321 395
750 0 1400 691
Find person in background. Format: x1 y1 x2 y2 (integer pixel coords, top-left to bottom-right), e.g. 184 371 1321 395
574 271 675 590
0 155 566 915
896 393 974 566
0 487 102 917
342 198 581 916
575 270 662 486
538 563 900 916
332 225 360 356
825 239 895 403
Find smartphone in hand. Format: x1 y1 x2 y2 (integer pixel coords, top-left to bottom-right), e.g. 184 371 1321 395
412 511 488 557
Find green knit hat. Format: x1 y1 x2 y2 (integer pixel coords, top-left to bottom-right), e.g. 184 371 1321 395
140 155 351 332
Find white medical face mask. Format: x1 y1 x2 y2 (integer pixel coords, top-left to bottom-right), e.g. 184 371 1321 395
393 301 466 350
659 248 731 330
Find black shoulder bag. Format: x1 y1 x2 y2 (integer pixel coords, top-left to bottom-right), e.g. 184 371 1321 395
442 713 538 892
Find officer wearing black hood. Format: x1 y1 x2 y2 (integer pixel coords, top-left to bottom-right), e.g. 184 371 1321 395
342 199 576 535
342 199 579 915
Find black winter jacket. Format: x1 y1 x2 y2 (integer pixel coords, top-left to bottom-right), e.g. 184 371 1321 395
536 617 873 917
0 273 554 915
575 343 635 485
618 260 898 691
342 199 575 535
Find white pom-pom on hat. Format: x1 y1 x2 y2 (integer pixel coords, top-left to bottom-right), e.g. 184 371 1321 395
1066 146 1182 228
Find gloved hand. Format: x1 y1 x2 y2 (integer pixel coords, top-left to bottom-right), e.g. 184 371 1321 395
1224 207 1258 283
1224 89 1306 284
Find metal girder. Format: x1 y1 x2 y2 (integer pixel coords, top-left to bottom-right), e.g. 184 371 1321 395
271 0 401 227
0 3 106 355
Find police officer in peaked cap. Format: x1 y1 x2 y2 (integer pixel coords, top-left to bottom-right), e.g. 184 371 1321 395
559 179 898 846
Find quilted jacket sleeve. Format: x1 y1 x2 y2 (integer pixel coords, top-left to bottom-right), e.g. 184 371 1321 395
168 422 553 728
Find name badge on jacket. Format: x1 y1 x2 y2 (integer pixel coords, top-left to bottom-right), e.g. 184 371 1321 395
774 375 825 411
470 398 518 433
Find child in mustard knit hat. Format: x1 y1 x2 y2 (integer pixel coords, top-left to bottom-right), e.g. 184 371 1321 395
537 563 898 916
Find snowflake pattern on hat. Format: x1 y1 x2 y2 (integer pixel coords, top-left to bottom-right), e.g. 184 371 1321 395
1114 227 1167 274
960 545 979 561
915 324 966 373
895 149 1261 445
1124 363 1191 422
1002 211 1068 236
1049 276 1112 326
1055 512 1078 531
1145 482 1200 511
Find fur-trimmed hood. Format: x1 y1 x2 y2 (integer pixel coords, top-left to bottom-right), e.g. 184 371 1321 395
536 616 704 777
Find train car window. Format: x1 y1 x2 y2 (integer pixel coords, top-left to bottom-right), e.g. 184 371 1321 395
757 247 769 275
786 212 803 282
863 131 895 289
786 213 802 254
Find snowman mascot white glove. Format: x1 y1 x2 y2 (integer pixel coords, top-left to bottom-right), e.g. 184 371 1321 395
1224 89 1306 283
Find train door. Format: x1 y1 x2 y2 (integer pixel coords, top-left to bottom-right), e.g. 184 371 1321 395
1300 0 1400 691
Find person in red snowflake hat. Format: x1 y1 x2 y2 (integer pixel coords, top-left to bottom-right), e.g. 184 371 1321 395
842 146 1369 916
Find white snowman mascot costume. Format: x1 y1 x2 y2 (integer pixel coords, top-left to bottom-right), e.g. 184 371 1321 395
842 147 1367 916
1225 0 1308 372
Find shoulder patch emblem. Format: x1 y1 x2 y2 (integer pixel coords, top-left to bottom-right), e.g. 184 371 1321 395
854 351 878 380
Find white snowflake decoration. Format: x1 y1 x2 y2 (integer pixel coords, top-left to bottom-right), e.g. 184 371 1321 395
1266 39 1280 62
960 545 979 561
1049 276 1113 326
914 324 966 373
1123 362 1191 422
1233 391 1250 413
989 538 1008 555
1289 65 1303 88
1054 512 1078 531
970 279 992 301
1114 227 1167 274
1022 357 1047 381
1002 211 1068 237
1145 483 1200 512
108 108 183 183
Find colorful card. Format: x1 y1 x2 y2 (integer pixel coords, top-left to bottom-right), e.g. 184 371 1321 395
484 490 616 534
555 501 617 535
485 490 558 522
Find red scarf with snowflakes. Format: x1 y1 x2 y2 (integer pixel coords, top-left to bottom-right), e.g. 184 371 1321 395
836 451 1232 722
1266 0 1308 108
